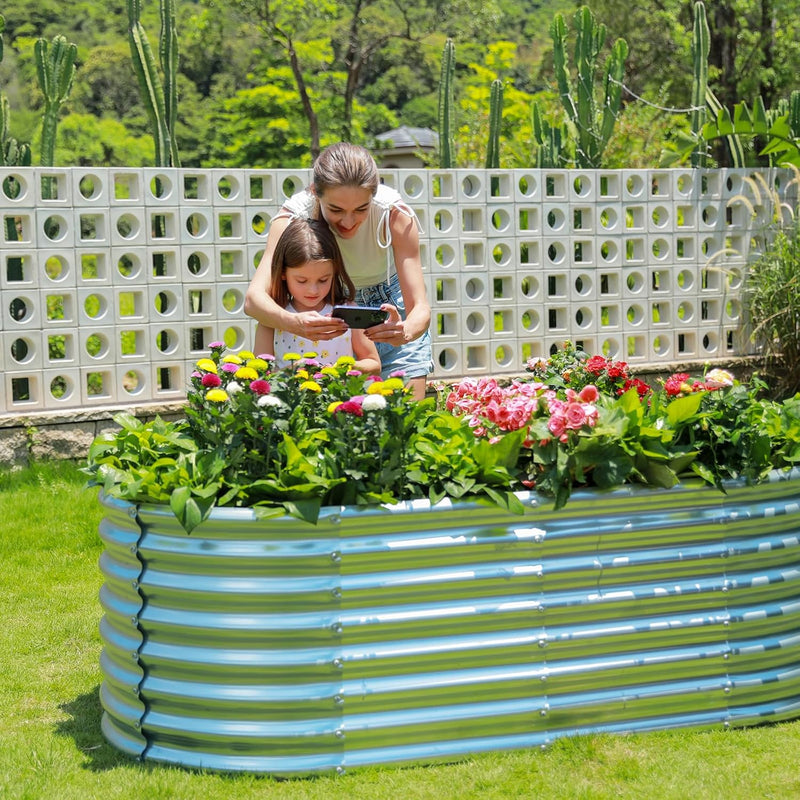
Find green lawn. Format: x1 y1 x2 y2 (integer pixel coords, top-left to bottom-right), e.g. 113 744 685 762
1 460 798 800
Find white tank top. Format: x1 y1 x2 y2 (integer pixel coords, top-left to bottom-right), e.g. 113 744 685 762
277 184 421 289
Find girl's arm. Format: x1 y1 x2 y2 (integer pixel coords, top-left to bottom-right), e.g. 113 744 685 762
244 215 347 340
351 329 381 375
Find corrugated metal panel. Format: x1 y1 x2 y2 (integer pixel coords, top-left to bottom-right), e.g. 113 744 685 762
97 469 800 775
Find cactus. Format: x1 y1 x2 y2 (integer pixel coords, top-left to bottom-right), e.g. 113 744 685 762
551 6 628 168
438 38 456 169
34 34 77 168
485 78 503 169
531 101 572 168
690 1 710 167
127 0 180 167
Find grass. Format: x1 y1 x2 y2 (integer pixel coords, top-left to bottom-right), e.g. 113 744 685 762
1 460 799 800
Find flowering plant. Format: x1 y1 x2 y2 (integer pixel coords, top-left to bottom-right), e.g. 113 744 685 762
85 341 800 532
85 344 523 532
446 342 800 509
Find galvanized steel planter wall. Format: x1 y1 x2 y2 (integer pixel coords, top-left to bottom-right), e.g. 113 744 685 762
97 470 800 776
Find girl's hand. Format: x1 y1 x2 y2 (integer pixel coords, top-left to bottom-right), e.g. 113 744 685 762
292 311 347 340
364 305 409 346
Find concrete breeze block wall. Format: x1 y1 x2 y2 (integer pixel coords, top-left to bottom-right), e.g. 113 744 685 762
1 166 795 424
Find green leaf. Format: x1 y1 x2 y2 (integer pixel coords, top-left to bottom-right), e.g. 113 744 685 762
281 498 322 524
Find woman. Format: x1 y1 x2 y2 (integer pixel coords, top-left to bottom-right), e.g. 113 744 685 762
244 142 432 400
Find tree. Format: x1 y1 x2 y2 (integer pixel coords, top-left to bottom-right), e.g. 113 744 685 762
231 0 501 160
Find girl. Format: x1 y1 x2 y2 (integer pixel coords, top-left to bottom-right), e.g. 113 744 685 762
245 142 432 399
260 217 381 375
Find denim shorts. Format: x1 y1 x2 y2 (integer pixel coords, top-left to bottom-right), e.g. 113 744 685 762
355 272 433 379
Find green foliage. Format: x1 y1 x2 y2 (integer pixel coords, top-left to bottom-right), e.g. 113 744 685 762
85 345 523 532
53 112 154 166
745 198 800 398
0 13 32 166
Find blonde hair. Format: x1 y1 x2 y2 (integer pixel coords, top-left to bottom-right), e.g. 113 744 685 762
269 218 355 308
312 142 379 197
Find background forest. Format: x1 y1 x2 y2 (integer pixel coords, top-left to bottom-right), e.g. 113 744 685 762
0 0 799 169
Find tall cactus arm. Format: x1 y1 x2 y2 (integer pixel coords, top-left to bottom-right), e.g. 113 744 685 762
599 38 627 155
485 79 503 169
128 1 169 167
160 0 180 167
551 14 577 125
690 1 710 167
438 38 456 169
574 6 604 164
34 35 78 167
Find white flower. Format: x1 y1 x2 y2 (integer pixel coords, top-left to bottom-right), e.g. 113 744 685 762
258 394 286 408
226 381 243 395
362 394 387 411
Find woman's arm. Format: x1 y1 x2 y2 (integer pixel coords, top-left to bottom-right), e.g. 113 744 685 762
351 329 381 375
366 208 431 346
244 215 347 340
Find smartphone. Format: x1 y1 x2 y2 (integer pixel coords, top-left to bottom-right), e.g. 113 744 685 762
331 305 389 329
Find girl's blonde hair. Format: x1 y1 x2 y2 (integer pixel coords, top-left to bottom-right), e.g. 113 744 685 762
312 142 379 197
269 217 355 308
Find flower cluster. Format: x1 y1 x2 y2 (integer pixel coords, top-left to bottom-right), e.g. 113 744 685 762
86 340 800 531
526 340 650 398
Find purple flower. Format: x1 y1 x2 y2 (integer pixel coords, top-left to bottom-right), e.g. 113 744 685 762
389 370 406 378
222 362 239 373
209 341 225 350
256 353 276 361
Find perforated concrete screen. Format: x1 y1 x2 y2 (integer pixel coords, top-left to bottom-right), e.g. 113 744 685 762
0 166 792 415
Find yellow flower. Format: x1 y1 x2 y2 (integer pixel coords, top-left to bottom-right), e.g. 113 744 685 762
335 355 356 368
222 353 243 365
247 358 269 371
205 388 229 402
366 381 385 395
382 377 405 392
283 353 302 362
196 358 217 373
302 351 318 359
296 369 309 379
299 380 322 393
238 350 255 361
235 366 258 381
321 366 339 377
327 401 343 413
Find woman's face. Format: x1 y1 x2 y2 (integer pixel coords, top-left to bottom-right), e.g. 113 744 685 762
317 185 373 239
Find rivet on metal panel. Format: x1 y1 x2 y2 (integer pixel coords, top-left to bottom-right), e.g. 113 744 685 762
723 619 730 627
132 686 139 695
130 616 138 626
330 587 342 599
329 514 341 525
536 569 543 578
538 638 547 648
540 674 548 682
129 545 138 554
540 703 549 717
333 695 344 706
128 506 137 518
331 622 343 634
723 651 731 660
334 728 345 739
131 652 139 661
330 551 341 563
131 580 139 589
332 658 343 669
538 604 546 612
336 766 346 775
722 585 728 592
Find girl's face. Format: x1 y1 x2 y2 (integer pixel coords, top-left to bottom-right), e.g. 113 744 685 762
284 260 335 313
317 185 373 239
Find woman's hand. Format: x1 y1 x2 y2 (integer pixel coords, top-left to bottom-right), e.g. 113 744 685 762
364 304 411 346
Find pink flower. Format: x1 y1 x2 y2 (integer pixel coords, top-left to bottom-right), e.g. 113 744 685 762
201 373 222 388
578 384 598 403
548 411 567 439
249 379 271 395
565 402 587 429
222 362 239 373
